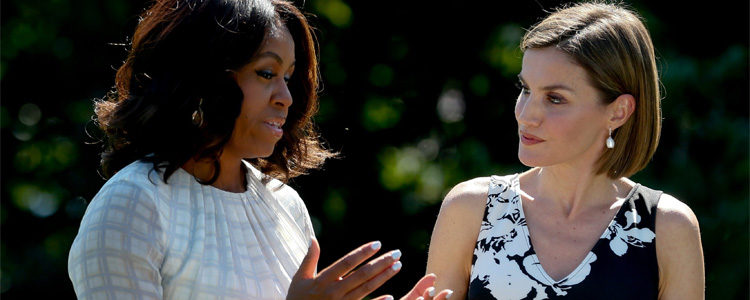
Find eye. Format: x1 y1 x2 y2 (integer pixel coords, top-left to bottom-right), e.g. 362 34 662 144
283 75 291 84
256 70 275 80
515 81 530 95
547 94 565 104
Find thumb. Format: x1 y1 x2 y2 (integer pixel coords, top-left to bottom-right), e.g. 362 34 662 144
294 237 320 280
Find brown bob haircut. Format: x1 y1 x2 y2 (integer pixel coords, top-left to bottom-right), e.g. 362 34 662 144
96 0 334 184
520 2 662 179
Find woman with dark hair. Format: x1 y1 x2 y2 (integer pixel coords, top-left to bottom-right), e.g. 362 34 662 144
425 2 704 300
68 0 451 299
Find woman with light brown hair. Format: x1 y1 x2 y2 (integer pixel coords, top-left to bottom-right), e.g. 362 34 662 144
67 0 452 298
425 2 704 299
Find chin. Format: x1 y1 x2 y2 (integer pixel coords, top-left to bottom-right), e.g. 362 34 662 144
517 147 549 167
258 147 276 158
242 144 277 159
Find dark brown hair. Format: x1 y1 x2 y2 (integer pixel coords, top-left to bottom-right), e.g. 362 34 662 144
521 2 661 179
96 0 334 183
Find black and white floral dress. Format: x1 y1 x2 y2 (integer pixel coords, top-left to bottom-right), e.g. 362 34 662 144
468 174 661 300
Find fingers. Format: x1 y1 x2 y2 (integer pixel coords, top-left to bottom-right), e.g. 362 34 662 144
317 241 382 284
402 273 437 299
338 249 402 292
418 287 453 300
372 296 395 300
421 286 436 299
434 289 454 300
293 238 320 280
343 255 403 299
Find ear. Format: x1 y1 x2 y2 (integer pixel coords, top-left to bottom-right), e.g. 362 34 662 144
607 94 635 129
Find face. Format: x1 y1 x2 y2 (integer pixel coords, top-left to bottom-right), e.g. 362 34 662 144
515 47 610 169
225 25 295 159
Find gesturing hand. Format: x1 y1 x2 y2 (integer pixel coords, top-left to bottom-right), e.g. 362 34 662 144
287 238 403 300
399 273 454 300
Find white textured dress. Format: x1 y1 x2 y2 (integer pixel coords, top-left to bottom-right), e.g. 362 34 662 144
68 160 315 299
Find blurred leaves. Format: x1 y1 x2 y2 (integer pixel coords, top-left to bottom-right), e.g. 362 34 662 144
1 0 747 299
361 97 403 131
312 0 352 28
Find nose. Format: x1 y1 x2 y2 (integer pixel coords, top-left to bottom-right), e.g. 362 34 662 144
515 93 542 128
271 79 293 109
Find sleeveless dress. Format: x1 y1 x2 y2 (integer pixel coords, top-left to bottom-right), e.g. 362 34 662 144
468 174 661 300
68 160 314 299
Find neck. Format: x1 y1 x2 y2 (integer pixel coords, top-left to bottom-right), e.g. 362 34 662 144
182 152 247 193
521 164 627 219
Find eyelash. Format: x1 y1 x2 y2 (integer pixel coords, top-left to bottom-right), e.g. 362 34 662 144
515 82 530 95
256 70 291 83
516 82 565 104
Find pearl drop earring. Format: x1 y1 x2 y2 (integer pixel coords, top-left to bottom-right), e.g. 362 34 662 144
606 128 615 149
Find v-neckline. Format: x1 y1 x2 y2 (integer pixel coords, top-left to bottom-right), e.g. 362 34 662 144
512 174 640 284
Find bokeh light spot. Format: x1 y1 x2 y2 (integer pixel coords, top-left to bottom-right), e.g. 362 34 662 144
437 89 465 123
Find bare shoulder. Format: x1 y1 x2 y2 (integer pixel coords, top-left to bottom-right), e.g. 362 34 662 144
656 193 700 234
655 194 705 298
428 177 493 295
441 177 491 214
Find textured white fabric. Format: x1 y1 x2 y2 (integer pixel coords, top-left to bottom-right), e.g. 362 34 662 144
68 160 315 299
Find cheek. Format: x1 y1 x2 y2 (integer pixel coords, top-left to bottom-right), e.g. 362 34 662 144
550 111 601 143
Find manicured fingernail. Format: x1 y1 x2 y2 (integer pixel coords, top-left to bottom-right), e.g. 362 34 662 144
384 296 394 300
445 290 454 299
391 249 402 260
371 241 381 250
416 297 424 300
427 287 435 297
391 261 402 271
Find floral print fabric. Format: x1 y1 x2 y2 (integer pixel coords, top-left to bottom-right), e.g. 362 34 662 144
467 175 661 300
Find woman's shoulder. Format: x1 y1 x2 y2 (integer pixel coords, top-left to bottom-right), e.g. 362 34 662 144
443 177 490 208
655 193 700 234
91 160 168 209
441 174 514 214
105 160 166 189
245 161 301 199
245 161 305 211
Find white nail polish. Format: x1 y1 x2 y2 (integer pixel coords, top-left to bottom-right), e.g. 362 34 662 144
427 287 435 297
391 249 402 260
371 241 381 250
391 261 402 271
416 297 424 300
384 296 394 300
445 290 454 299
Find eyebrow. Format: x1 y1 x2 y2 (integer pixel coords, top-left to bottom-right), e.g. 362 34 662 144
517 74 575 93
254 51 295 68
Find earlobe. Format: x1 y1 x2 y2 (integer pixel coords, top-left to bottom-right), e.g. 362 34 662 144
608 94 636 128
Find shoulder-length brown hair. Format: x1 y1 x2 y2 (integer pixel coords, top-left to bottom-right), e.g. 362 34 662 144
521 2 661 179
96 0 334 183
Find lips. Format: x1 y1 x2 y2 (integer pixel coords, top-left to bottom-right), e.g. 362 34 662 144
519 131 544 145
264 118 285 138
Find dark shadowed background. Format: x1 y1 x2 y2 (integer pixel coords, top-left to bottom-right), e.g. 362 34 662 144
1 0 748 298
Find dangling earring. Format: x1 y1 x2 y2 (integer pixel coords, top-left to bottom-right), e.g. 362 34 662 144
606 128 615 149
192 98 204 127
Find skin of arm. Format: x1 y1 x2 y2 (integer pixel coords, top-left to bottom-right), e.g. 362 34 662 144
426 177 491 299
656 193 705 300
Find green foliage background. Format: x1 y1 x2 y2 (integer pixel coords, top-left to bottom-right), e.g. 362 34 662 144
1 0 747 298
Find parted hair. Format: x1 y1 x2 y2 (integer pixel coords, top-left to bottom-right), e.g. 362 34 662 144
95 0 334 184
520 1 662 179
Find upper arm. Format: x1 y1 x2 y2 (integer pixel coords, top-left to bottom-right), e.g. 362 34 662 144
68 180 165 299
656 193 705 300
426 177 490 298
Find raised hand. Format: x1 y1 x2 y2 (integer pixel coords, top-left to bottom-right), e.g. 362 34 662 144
287 238 403 300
